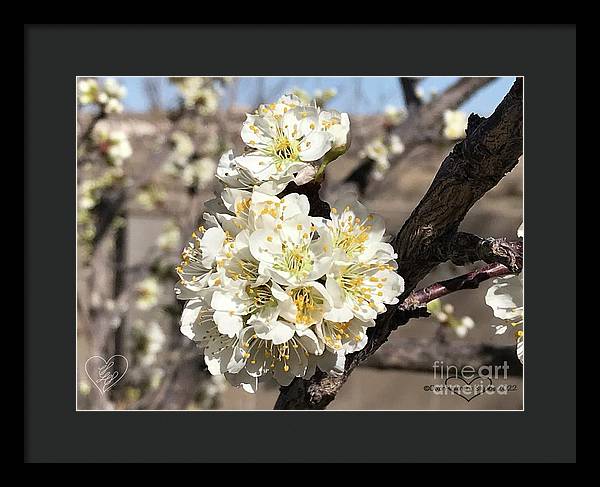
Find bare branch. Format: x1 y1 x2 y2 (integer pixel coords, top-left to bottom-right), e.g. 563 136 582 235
342 76 497 194
364 338 522 375
399 77 423 113
402 262 519 310
77 110 105 157
416 77 496 131
274 77 523 410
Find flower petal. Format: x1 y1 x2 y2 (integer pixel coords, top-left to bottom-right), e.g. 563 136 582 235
298 131 333 162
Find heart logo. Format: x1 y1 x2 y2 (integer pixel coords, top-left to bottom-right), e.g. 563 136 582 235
85 355 129 394
444 375 492 402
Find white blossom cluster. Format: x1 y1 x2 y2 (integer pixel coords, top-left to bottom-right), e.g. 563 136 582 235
485 223 524 364
162 130 218 192
427 299 475 338
77 167 126 255
361 134 405 181
167 131 196 169
92 128 133 166
182 157 217 190
170 77 221 115
157 220 182 252
217 94 351 193
416 86 438 104
135 185 166 211
79 167 124 211
78 77 127 114
135 276 161 311
175 95 403 392
132 319 167 368
383 105 407 127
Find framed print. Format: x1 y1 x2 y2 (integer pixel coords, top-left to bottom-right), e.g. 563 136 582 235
25 24 576 463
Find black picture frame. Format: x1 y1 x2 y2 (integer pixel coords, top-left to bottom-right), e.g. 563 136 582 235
24 24 576 463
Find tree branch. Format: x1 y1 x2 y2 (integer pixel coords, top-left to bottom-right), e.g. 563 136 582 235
274 77 523 410
415 77 496 132
343 77 496 194
400 77 423 113
77 110 106 159
364 338 522 376
391 77 523 288
442 233 523 273
402 262 519 310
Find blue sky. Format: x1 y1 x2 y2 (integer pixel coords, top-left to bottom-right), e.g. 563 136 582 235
109 76 515 117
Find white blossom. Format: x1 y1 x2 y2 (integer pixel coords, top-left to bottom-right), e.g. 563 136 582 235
167 130 195 169
103 77 127 99
149 368 165 390
136 185 166 211
361 138 390 181
78 78 100 105
318 196 397 264
135 277 160 311
454 316 475 338
486 274 524 323
275 281 333 329
132 319 166 367
383 105 407 126
237 97 332 181
389 134 405 155
175 224 227 295
216 149 292 195
79 380 92 396
104 97 124 114
516 334 524 364
182 157 216 190
360 133 404 180
416 87 438 104
291 88 312 105
239 319 323 386
443 110 468 140
318 108 351 165
79 179 99 210
248 213 333 287
315 317 375 353
156 220 181 252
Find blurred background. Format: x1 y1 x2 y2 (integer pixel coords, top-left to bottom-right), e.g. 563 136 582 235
77 76 523 410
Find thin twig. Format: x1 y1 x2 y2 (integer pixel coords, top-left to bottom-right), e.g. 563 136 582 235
402 262 519 311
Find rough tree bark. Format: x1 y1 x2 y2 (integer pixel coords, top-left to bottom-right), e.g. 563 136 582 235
274 77 523 410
